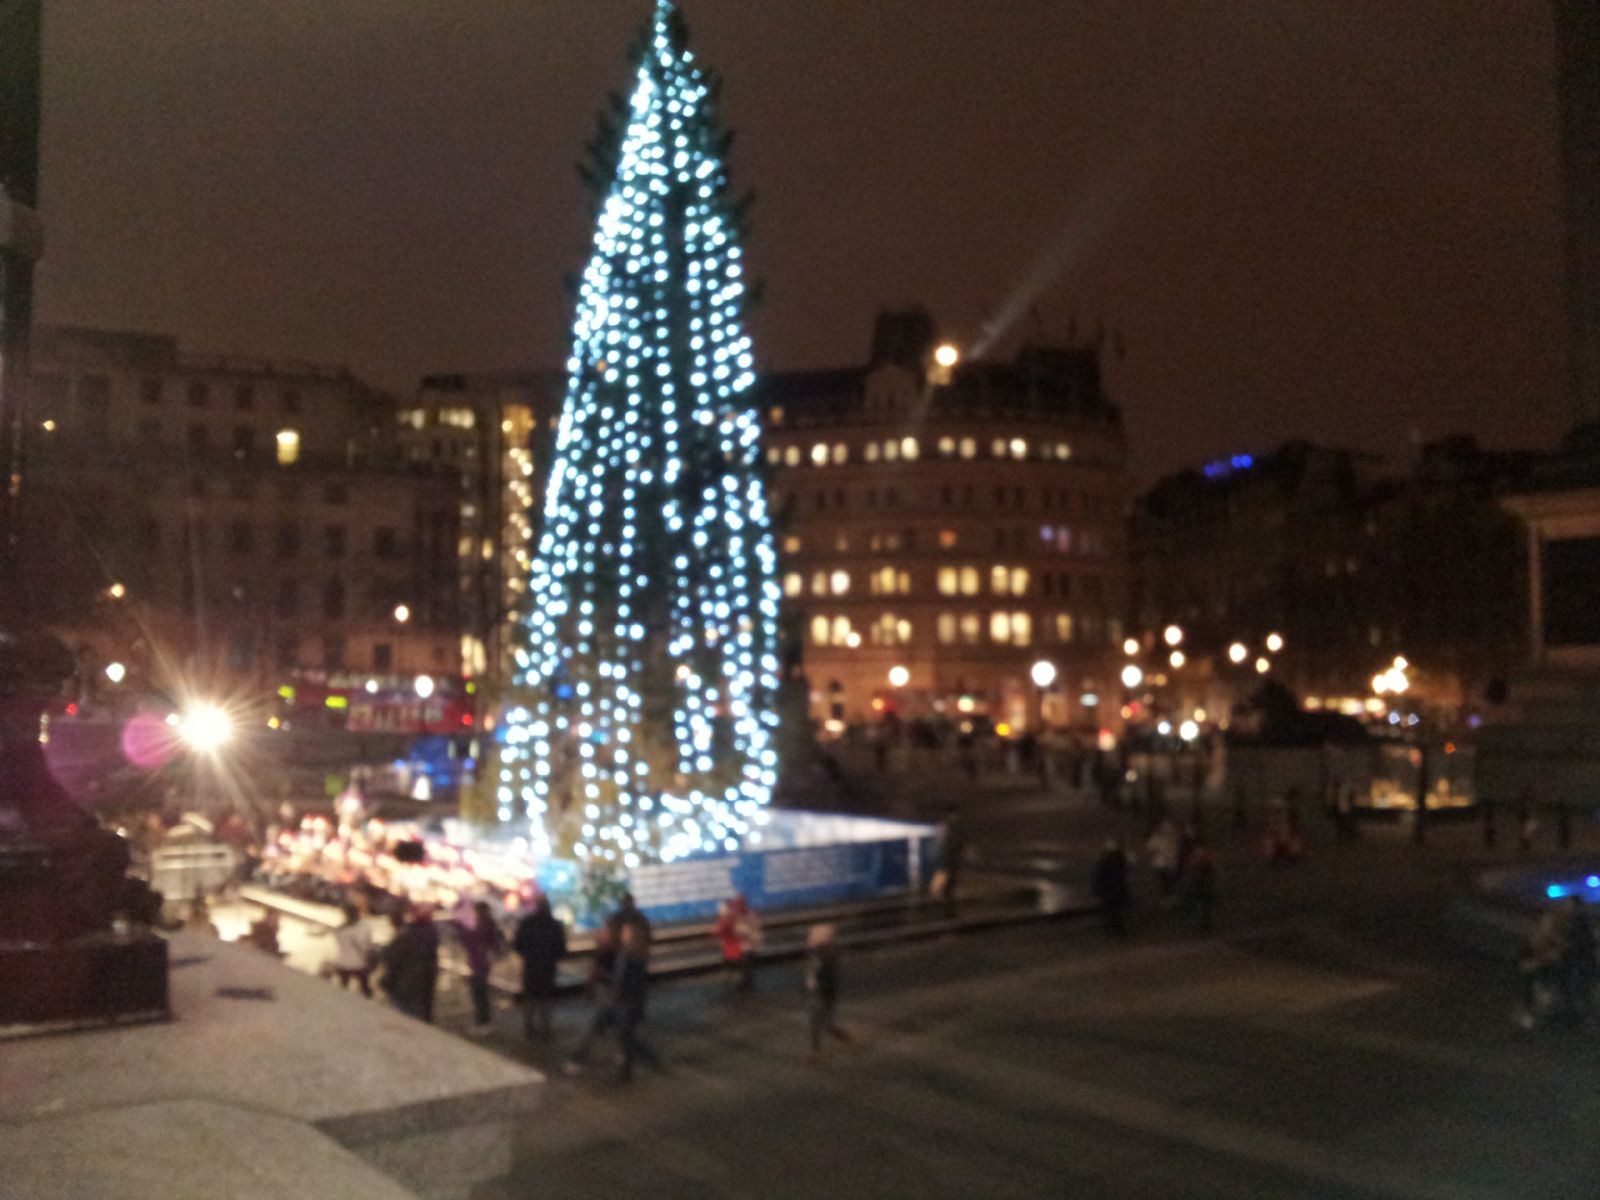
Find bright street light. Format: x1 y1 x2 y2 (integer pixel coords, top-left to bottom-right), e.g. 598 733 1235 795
888 665 910 688
1030 660 1057 689
933 343 960 369
178 703 234 754
1163 624 1184 647
414 674 435 699
1255 657 1271 674
104 661 126 684
1122 637 1140 656
1169 650 1185 669
1179 719 1200 742
1121 664 1144 688
393 603 411 624
107 582 126 600
1228 642 1248 664
1266 632 1284 653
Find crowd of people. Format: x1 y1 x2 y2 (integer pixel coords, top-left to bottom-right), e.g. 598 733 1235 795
1090 817 1219 939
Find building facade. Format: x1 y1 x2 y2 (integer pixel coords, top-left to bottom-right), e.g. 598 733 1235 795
19 326 462 709
397 370 565 695
763 310 1130 734
1131 437 1528 724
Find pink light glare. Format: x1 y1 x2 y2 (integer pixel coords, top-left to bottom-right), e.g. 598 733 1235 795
121 712 178 770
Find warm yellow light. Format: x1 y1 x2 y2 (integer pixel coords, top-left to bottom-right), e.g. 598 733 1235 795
1121 664 1144 688
276 428 301 465
1030 660 1057 689
956 695 975 713
393 604 411 624
107 582 127 600
995 722 1012 737
415 674 436 699
1266 632 1284 653
1392 655 1408 671
1372 673 1390 695
1122 638 1140 656
1194 707 1208 722
104 662 126 684
1228 642 1247 664
1179 720 1200 742
1163 625 1184 647
1255 657 1271 674
41 419 56 432
1169 650 1185 669
888 665 910 688
845 631 862 649
933 343 960 369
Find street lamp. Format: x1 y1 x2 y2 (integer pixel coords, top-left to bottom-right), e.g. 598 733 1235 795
1255 657 1271 674
1122 637 1140 656
104 661 126 685
887 664 910 689
1121 663 1144 688
414 674 435 699
1168 650 1185 669
1029 659 1057 732
1227 642 1247 664
1163 624 1184 647
933 343 960 369
178 703 234 755
1266 632 1284 653
393 603 411 624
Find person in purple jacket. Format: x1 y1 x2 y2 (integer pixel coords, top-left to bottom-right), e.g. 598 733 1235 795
451 900 507 1035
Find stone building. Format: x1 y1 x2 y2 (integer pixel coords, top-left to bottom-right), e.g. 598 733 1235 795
762 309 1130 734
19 326 461 700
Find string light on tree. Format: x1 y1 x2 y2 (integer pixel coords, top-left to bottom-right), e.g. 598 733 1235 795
498 0 781 868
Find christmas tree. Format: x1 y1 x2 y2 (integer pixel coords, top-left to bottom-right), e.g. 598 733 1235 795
498 0 780 868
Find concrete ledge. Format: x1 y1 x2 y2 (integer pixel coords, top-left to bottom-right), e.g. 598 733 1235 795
1 932 542 1200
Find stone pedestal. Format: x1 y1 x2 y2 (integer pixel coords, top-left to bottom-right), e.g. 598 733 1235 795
0 931 168 1036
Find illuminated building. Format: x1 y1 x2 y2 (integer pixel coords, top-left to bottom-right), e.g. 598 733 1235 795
764 307 1130 733
19 325 460 699
397 371 564 693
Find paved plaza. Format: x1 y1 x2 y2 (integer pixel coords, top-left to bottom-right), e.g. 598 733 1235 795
450 792 1600 1200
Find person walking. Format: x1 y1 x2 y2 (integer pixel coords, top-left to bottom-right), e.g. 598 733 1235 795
611 922 662 1084
563 923 620 1073
380 905 440 1024
452 900 507 1036
1091 839 1132 938
332 902 375 997
1145 818 1181 898
804 923 850 1059
715 894 763 992
936 807 967 917
607 891 652 951
513 895 567 1040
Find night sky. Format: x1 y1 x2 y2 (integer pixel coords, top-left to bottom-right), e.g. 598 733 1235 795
36 1 1563 482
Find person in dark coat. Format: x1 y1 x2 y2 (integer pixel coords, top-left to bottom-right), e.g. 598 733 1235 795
606 891 652 950
937 807 967 916
563 923 619 1073
513 895 568 1039
380 906 440 1023
611 922 662 1083
1091 839 1132 937
804 923 850 1057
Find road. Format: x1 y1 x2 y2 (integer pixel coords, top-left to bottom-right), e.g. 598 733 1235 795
457 790 1600 1200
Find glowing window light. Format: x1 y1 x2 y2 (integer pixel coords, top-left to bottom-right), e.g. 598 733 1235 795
276 428 301 465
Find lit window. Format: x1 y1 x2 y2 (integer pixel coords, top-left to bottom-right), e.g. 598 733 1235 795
811 572 828 596
1012 612 1032 646
960 438 976 459
831 616 852 645
811 615 830 645
884 439 899 462
832 443 848 464
940 530 957 549
938 613 958 645
865 442 880 463
938 567 958 596
991 565 1009 594
897 569 911 593
770 406 785 424
1055 613 1074 642
1011 567 1029 595
783 572 803 597
901 437 919 461
1010 438 1027 460
766 448 781 464
991 612 1011 643
1056 442 1071 459
830 569 850 595
784 446 801 466
275 429 301 465
811 443 828 465
938 436 955 457
992 438 1007 458
960 566 980 596
960 614 982 644
783 535 801 553
896 618 913 644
